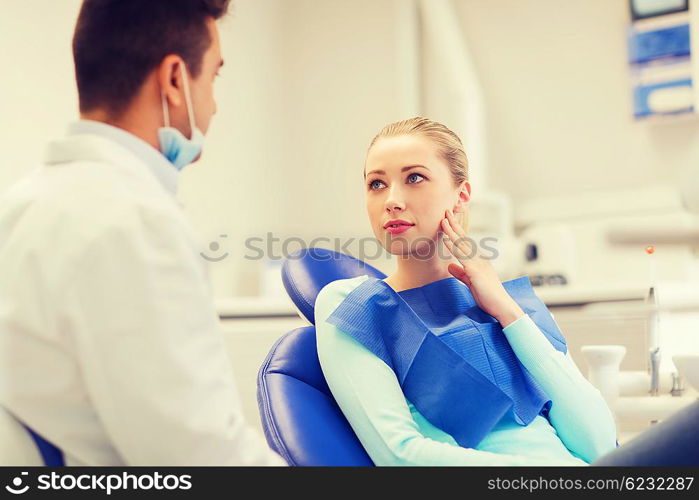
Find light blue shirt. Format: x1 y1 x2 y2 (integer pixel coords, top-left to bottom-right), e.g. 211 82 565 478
69 120 178 195
315 275 619 466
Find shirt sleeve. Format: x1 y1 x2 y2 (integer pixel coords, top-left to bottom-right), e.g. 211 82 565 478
502 314 618 463
315 279 580 466
63 204 285 466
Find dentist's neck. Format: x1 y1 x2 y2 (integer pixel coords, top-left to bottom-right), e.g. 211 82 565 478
80 80 163 152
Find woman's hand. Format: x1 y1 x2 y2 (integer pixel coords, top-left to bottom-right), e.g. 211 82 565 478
440 209 525 328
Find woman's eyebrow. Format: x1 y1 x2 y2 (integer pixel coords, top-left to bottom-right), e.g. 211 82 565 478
366 165 430 176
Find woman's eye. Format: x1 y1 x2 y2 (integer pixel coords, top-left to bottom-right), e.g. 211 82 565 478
368 179 385 190
407 173 425 184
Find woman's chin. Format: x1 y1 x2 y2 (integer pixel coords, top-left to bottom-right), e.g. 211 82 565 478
379 236 439 259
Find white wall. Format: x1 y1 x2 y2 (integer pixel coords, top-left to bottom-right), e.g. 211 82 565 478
178 0 291 296
451 0 699 204
3 0 698 297
0 0 82 189
183 0 409 296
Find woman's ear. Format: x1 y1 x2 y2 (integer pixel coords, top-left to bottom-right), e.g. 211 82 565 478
453 182 471 231
453 181 471 214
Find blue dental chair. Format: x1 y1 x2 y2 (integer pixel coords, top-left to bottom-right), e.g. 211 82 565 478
259 248 699 466
257 248 385 465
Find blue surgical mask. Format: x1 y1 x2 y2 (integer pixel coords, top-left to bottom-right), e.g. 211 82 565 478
158 62 204 170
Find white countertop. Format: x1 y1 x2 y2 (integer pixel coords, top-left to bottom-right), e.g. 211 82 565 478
215 283 652 318
215 295 299 319
216 285 647 318
612 394 698 423
534 284 648 306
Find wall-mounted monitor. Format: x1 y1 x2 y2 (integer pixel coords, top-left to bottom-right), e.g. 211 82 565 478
630 0 689 20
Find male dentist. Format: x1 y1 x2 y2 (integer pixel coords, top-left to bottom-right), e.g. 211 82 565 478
0 0 284 466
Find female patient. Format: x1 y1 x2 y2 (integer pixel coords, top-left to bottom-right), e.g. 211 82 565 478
314 117 618 466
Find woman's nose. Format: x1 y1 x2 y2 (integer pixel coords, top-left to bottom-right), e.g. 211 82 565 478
384 191 406 212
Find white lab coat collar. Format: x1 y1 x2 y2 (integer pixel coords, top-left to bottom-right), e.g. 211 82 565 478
44 120 179 196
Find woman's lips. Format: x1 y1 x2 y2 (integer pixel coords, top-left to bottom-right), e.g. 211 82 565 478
385 224 414 235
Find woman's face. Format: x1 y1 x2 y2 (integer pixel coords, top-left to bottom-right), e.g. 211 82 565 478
364 134 470 257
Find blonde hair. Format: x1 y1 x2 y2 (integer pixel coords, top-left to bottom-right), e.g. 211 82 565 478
366 117 469 186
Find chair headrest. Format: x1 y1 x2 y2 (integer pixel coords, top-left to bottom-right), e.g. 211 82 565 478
281 248 386 324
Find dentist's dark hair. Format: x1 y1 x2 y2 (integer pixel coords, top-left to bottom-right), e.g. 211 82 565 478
72 0 230 118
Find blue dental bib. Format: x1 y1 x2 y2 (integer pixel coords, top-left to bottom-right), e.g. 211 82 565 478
325 275 567 449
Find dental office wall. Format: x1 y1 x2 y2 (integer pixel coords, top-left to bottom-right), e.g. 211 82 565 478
200 0 699 296
4 0 698 298
450 0 699 203
0 0 83 190
179 0 405 297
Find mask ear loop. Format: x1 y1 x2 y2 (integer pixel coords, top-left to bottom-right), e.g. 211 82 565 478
161 91 171 128
160 61 195 133
179 62 197 136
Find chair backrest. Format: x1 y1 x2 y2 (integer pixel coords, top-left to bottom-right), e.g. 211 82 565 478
257 326 373 466
281 248 386 324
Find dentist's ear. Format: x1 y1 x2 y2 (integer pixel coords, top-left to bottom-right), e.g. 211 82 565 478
158 55 185 108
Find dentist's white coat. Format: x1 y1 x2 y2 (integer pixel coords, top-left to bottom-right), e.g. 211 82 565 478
0 132 284 466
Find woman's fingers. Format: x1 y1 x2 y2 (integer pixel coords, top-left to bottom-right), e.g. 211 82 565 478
440 214 460 243
442 229 457 256
446 209 466 238
443 238 469 286
441 224 464 259
441 212 474 261
447 262 469 283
